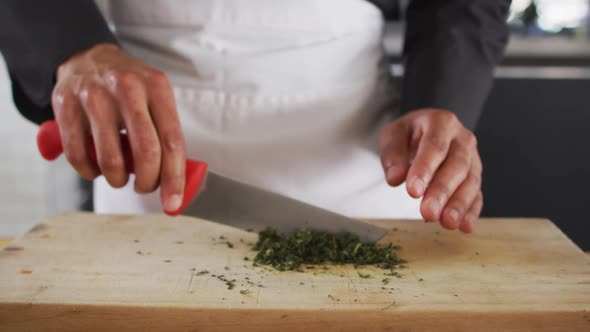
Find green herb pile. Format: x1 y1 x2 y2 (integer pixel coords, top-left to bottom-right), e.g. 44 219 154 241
252 227 405 272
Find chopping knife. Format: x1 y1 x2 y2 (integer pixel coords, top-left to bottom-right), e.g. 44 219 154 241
36 120 389 242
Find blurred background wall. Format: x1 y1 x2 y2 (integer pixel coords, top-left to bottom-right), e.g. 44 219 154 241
1 0 589 249
0 59 90 237
0 60 48 237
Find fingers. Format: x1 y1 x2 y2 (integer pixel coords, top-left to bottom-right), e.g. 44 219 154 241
147 70 186 212
439 156 482 231
438 172 481 231
420 131 477 222
406 112 460 198
52 88 100 180
80 83 129 188
114 72 162 194
458 192 483 233
53 44 184 209
382 109 484 233
379 121 411 186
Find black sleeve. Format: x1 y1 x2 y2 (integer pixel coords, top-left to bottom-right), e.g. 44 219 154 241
401 0 511 129
0 0 118 125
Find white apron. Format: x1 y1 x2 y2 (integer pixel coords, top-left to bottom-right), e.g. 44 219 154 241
95 0 421 219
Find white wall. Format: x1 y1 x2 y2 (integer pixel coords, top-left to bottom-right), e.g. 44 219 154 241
0 1 113 237
0 57 49 237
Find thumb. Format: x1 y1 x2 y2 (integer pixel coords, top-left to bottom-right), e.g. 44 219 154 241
379 121 411 187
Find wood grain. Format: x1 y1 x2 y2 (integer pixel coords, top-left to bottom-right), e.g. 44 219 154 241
0 238 11 249
0 213 589 331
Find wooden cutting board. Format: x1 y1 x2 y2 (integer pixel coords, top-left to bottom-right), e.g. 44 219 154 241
0 213 589 331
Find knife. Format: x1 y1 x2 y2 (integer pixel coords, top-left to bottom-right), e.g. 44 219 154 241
36 120 389 242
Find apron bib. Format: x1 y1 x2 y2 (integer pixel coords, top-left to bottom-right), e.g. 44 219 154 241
95 0 421 219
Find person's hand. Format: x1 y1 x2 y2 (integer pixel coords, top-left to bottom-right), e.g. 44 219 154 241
51 43 185 212
379 109 482 233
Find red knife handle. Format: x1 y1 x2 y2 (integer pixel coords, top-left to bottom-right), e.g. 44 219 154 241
37 120 207 216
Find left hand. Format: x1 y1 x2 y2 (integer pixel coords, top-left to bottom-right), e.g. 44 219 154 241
379 108 483 233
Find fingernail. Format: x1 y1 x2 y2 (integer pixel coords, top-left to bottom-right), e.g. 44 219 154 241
412 177 426 196
461 221 474 234
445 209 460 228
386 166 398 180
461 216 475 233
165 194 182 212
426 197 442 218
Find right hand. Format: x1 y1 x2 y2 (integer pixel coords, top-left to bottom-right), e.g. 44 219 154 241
51 43 186 212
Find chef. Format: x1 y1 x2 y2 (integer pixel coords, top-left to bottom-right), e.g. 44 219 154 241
0 0 510 233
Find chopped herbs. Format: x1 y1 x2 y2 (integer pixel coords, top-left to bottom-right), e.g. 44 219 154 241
243 256 250 261
240 289 252 295
357 272 371 279
226 241 234 248
252 227 405 272
163 260 172 263
382 278 391 285
224 266 230 271
328 294 340 302
418 278 424 282
381 301 397 310
384 270 403 278
214 274 236 290
196 270 209 276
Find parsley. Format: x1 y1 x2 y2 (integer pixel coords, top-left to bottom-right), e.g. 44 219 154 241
252 227 405 272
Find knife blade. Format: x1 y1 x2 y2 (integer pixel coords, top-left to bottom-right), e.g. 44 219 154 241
184 172 389 242
36 120 389 242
